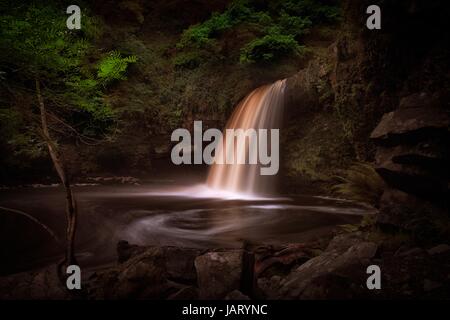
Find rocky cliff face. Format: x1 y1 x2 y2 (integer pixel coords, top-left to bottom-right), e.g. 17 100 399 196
285 0 449 234
371 92 449 241
364 1 449 238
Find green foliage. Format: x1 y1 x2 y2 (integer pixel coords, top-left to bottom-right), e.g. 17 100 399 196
177 0 256 48
97 51 137 85
240 32 306 63
1 4 91 77
177 12 235 49
0 2 136 137
176 0 339 65
226 0 254 21
332 162 385 206
248 11 273 26
277 12 312 37
279 0 341 23
178 24 213 48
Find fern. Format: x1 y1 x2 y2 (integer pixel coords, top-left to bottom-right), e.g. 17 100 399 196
240 32 305 63
332 162 385 207
97 51 137 85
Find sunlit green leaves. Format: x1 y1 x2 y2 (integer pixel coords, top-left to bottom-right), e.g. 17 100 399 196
0 2 137 139
97 51 137 85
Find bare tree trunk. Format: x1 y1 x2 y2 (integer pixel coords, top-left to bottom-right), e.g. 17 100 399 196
35 78 78 279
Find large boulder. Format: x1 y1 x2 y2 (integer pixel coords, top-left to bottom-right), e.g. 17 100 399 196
254 243 312 278
163 246 203 282
258 233 378 299
89 244 203 299
117 241 202 282
89 247 168 299
194 250 246 299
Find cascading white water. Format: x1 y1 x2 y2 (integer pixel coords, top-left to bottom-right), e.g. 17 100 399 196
207 79 286 195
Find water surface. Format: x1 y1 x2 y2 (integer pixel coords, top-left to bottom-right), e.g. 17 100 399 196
0 183 373 275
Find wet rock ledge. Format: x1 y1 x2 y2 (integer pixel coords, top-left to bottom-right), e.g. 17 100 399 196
1 233 449 300
87 236 380 300
85 235 448 300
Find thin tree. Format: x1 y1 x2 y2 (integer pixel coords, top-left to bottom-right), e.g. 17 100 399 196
1 2 136 285
36 79 78 272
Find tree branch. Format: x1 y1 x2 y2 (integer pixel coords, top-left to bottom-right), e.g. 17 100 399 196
0 206 61 245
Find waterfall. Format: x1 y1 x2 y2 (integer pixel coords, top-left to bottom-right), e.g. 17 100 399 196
207 79 286 196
